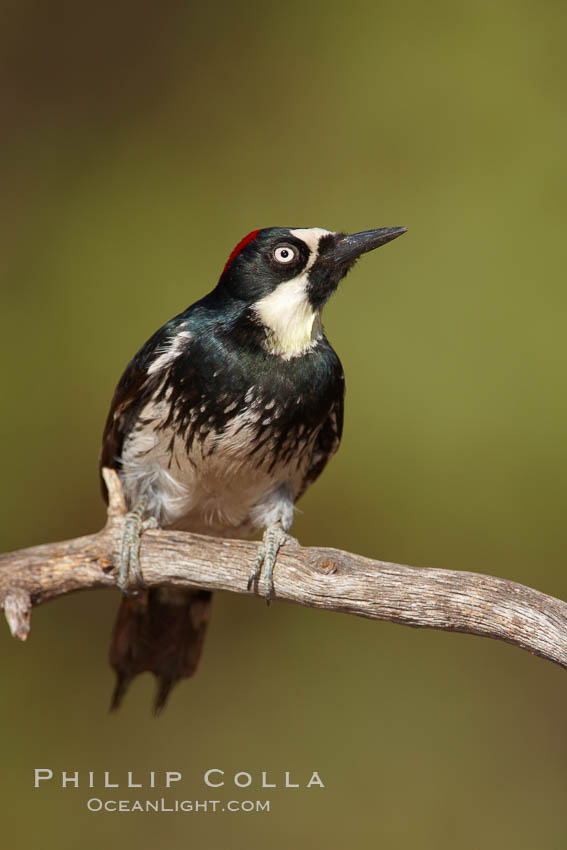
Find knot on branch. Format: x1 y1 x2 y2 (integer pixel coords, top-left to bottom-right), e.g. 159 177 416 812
3 589 32 641
102 467 128 525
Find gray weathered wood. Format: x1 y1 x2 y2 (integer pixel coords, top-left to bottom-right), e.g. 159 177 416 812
1 468 566 671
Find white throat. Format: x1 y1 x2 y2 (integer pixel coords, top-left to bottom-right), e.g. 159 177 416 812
252 227 332 360
254 275 322 358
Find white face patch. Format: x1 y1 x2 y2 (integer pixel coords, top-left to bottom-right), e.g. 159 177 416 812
288 227 334 251
253 227 335 359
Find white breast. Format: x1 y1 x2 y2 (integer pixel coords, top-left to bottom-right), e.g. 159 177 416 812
119 395 316 537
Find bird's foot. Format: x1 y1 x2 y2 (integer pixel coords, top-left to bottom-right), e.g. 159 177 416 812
247 523 298 605
118 500 158 596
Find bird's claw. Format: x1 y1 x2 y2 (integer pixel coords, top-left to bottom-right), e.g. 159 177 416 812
118 501 157 596
247 524 298 605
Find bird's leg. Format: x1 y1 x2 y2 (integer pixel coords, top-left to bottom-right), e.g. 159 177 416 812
118 499 158 596
247 522 298 605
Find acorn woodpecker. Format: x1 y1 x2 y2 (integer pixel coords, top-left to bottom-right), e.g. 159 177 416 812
100 225 406 712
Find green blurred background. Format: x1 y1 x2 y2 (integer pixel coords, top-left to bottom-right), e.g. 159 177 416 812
2 0 567 847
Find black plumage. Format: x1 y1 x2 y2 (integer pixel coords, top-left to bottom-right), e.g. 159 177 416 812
100 225 405 711
101 295 344 498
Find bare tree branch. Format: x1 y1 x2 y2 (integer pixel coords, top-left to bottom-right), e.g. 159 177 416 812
1 468 566 672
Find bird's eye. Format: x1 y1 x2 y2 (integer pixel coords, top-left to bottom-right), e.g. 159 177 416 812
273 245 297 264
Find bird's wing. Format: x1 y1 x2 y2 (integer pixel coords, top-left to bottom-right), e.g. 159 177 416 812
99 318 187 501
296 397 344 501
100 362 148 476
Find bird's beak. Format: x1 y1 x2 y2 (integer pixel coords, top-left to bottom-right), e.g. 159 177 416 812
334 227 407 266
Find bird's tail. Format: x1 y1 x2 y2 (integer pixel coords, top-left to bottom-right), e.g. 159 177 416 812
109 587 212 714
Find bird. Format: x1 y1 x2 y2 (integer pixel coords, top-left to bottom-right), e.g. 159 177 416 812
100 224 406 713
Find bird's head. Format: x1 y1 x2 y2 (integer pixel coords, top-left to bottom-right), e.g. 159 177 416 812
217 226 406 358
